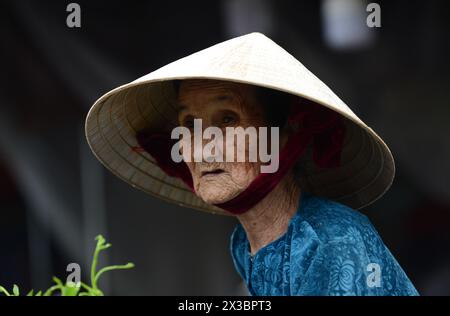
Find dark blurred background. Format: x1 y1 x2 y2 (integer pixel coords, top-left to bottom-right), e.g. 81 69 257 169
0 0 449 295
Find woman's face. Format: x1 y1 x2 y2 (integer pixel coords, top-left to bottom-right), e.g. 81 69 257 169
176 79 269 205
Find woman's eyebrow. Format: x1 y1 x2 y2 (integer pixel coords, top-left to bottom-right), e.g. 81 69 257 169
213 93 234 102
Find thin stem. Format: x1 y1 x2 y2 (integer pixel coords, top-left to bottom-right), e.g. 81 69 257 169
80 282 92 292
44 285 62 296
94 263 135 285
90 236 108 290
91 245 99 289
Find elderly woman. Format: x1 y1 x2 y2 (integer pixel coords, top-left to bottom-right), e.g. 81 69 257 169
85 33 418 295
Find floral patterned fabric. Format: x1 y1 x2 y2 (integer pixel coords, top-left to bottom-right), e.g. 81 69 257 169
230 192 419 296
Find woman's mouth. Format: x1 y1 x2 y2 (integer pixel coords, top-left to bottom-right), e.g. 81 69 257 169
201 169 225 178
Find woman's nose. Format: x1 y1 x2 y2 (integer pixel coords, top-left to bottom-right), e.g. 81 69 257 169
202 135 225 162
189 122 225 162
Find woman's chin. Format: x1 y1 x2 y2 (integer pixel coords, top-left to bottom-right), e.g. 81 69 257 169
196 186 242 205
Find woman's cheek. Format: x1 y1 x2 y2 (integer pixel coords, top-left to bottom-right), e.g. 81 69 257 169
229 162 260 187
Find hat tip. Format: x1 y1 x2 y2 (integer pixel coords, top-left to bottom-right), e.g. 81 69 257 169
245 31 268 38
235 31 272 44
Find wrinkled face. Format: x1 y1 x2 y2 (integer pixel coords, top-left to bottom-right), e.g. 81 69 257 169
176 79 268 205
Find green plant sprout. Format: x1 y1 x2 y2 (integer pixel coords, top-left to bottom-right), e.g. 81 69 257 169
0 235 134 296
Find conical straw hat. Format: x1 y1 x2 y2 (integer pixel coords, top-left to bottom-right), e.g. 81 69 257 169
85 32 395 216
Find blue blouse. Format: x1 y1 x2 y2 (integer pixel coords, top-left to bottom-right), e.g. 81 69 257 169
230 192 419 296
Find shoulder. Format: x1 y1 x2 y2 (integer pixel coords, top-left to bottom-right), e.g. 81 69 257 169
296 194 378 246
290 194 419 295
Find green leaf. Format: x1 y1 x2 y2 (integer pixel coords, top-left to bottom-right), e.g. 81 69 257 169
62 282 81 296
26 289 34 296
52 276 63 287
79 281 92 292
13 284 20 296
0 285 11 296
44 285 62 296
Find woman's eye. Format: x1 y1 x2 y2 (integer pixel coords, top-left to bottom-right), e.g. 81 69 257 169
216 111 239 127
184 120 194 128
181 117 195 129
222 115 235 125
